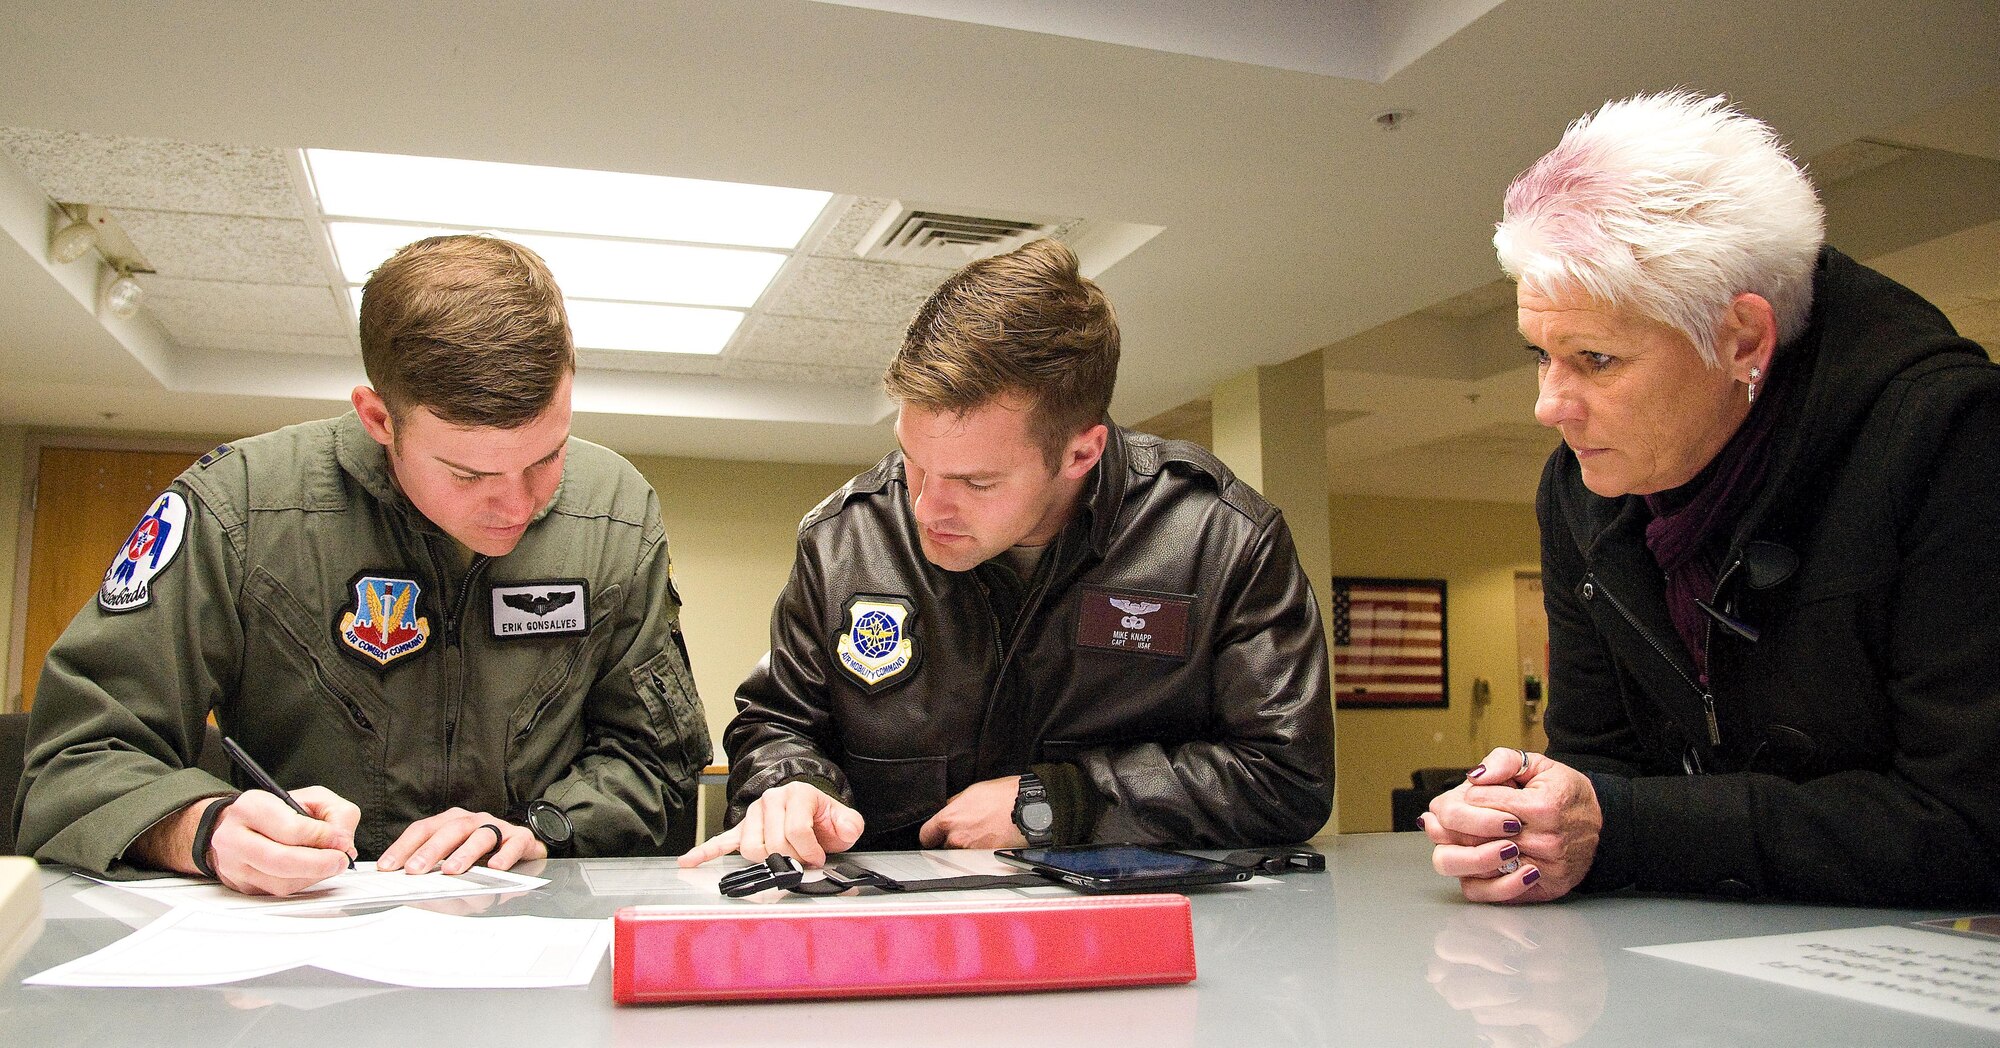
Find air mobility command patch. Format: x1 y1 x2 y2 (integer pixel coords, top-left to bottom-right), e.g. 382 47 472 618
99 492 189 613
336 573 432 668
835 594 919 692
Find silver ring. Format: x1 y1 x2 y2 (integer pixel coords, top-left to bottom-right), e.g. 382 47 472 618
1498 858 1522 875
1516 748 1532 778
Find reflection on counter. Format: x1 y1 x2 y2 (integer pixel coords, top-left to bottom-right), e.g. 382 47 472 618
1427 905 1606 1047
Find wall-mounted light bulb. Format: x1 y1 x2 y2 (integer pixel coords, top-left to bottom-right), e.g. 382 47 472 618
105 271 146 319
50 214 99 264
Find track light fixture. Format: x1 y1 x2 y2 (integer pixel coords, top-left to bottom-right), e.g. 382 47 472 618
50 207 103 264
104 268 146 319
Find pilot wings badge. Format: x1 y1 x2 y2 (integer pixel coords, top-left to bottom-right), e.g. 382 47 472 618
1108 597 1162 630
835 595 919 692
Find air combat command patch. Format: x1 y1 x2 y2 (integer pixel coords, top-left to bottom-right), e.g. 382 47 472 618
336 573 432 668
835 594 919 692
99 491 189 613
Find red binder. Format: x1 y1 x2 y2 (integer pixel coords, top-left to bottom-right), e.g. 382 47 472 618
612 893 1196 1003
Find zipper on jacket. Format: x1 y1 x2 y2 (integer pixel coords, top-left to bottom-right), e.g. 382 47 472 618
1587 571 1719 745
441 554 490 648
441 554 489 783
418 534 488 802
1693 554 1745 747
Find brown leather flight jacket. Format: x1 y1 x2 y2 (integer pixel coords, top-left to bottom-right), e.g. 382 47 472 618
724 424 1335 850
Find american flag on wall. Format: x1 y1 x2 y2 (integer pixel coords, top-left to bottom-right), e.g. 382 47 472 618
1331 577 1447 708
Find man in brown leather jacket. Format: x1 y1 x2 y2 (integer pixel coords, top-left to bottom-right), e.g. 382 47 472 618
683 239 1332 866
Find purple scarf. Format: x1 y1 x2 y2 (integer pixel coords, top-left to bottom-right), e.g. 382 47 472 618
1642 365 1788 680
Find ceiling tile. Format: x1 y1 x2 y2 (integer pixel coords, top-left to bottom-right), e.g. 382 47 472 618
761 256 952 326
722 358 887 388
181 331 358 357
730 314 903 368
575 347 725 375
134 277 348 336
0 127 303 217
111 209 327 284
808 197 894 257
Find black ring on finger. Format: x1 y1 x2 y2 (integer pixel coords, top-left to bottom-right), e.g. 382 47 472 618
473 823 505 862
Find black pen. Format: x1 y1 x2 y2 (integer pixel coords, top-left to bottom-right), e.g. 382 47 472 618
220 735 355 868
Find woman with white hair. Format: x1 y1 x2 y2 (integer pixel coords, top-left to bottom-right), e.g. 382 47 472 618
1422 92 2000 906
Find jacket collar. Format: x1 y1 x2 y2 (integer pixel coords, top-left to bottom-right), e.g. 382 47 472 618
1078 419 1131 558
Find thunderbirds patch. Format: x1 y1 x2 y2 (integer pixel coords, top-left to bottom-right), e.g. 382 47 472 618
490 579 589 639
835 594 919 692
337 574 432 668
99 492 189 613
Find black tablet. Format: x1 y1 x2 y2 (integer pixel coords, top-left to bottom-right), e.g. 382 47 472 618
995 843 1253 892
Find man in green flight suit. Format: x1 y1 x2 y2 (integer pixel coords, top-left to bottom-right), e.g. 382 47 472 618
14 235 710 896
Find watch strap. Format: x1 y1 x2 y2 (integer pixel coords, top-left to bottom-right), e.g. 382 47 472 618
1013 772 1053 846
189 794 241 879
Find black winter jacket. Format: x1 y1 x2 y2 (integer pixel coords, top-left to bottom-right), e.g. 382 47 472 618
725 424 1335 850
1542 248 2000 905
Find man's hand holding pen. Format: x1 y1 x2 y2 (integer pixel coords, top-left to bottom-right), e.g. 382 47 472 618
198 787 362 896
132 785 359 897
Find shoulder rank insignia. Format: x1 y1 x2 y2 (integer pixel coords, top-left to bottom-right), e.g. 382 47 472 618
835 594 919 692
98 491 189 613
337 574 432 668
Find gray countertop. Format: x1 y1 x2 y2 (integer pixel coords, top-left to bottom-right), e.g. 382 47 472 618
3 832 1986 1047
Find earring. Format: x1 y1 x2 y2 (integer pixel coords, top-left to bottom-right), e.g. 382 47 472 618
1747 365 1760 406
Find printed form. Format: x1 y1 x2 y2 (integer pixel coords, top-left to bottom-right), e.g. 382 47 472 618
27 905 609 988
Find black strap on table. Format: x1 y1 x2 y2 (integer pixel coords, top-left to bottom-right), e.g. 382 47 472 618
719 847 1324 898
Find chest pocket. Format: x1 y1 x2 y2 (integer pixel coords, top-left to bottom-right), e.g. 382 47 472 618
240 565 390 738
499 583 620 780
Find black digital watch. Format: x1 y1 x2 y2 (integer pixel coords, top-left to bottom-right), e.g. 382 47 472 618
1012 772 1054 847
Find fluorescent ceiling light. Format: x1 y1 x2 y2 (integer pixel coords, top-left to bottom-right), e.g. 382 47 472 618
306 149 832 249
326 222 784 308
567 300 745 356
307 149 837 360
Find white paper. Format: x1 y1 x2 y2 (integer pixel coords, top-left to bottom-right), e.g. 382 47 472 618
26 905 609 988
1631 925 2000 1031
84 861 547 915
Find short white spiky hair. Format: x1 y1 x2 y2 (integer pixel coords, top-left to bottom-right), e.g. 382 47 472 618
1494 92 1825 365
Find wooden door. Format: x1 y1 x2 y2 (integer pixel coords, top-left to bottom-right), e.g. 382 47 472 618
19 447 202 709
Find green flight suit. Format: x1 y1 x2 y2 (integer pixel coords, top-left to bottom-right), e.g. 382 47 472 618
14 413 710 874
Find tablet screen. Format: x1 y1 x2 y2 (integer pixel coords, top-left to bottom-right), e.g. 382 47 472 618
1007 845 1238 879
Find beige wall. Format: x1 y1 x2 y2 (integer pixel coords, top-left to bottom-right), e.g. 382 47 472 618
628 454 869 762
1328 493 1543 833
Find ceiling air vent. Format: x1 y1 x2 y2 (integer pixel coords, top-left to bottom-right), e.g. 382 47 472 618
855 203 1061 266
852 200 1166 278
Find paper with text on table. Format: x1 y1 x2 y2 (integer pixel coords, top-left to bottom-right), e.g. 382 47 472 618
81 861 547 915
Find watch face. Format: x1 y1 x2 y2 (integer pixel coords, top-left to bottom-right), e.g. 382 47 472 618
526 800 573 844
1021 802 1054 834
